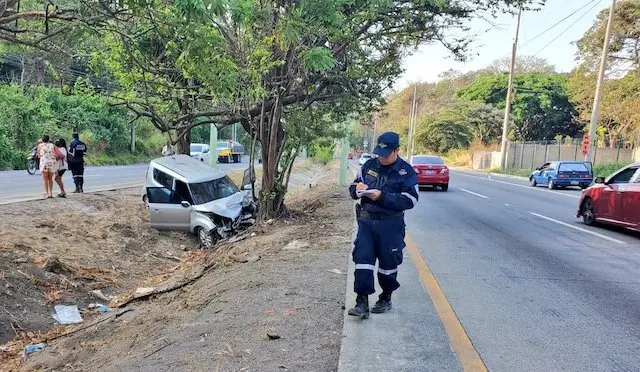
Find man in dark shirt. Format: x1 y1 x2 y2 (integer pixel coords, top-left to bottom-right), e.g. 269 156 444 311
347 132 419 319
69 132 87 193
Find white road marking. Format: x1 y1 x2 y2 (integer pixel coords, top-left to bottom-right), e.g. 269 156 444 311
457 172 581 199
459 188 489 199
504 204 510 207
529 212 626 245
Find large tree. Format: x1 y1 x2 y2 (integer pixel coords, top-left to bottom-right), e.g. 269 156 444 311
2 0 544 217
568 0 640 146
484 55 556 74
575 0 640 75
457 72 579 141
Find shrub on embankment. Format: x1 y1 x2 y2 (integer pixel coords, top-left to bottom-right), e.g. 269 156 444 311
0 84 164 170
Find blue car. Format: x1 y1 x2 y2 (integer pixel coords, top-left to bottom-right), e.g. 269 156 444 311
529 161 593 190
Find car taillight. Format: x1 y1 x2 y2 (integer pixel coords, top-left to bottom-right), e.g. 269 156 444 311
558 174 566 178
440 167 449 174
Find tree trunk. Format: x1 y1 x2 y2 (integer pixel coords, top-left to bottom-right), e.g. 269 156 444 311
176 127 191 155
259 95 287 220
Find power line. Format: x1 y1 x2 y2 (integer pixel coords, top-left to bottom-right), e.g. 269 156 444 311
519 0 601 49
532 0 603 56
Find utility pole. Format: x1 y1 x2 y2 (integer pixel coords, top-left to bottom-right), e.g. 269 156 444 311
410 101 418 158
209 124 217 168
499 8 522 171
585 0 617 162
408 85 417 157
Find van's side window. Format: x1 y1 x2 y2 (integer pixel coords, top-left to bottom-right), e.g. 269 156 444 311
146 187 179 204
153 169 174 189
175 180 193 204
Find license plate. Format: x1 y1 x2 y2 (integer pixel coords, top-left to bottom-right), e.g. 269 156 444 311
424 170 436 175
571 181 579 185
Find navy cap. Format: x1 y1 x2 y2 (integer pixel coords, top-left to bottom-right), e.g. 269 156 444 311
373 132 400 157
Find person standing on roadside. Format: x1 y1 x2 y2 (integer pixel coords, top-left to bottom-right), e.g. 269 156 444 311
54 138 68 197
68 132 87 193
37 135 60 199
347 132 419 319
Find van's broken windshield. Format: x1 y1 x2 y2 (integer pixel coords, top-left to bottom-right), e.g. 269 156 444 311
189 176 240 205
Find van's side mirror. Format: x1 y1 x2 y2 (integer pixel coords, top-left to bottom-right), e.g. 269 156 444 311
242 184 252 191
181 201 191 208
594 177 605 184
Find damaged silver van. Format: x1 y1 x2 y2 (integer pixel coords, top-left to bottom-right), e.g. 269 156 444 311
143 155 257 248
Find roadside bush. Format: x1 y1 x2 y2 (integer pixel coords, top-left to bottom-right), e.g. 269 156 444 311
444 148 472 167
0 84 164 169
593 162 629 178
313 144 334 165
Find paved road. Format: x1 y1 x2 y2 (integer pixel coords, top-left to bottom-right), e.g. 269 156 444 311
340 168 640 371
0 157 251 204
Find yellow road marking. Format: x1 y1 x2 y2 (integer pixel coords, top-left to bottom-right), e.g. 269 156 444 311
405 235 488 372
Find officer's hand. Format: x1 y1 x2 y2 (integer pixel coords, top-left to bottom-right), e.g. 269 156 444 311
356 183 368 191
365 190 382 201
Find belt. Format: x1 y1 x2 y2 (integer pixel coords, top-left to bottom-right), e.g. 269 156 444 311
359 210 403 220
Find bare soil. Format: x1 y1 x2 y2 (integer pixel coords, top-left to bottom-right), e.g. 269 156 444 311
0 163 353 371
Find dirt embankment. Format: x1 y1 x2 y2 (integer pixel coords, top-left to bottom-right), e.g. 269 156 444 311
1 163 354 371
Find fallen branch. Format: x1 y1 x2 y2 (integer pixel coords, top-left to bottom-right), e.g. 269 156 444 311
143 339 175 358
115 260 219 308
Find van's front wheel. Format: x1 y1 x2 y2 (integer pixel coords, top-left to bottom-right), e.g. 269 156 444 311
197 227 218 248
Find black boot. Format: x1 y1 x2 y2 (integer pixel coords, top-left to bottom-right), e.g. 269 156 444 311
371 292 392 314
73 184 80 193
348 294 369 319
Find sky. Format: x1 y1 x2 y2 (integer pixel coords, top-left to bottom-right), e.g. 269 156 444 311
396 0 612 89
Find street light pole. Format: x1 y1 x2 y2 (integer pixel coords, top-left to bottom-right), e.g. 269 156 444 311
585 0 617 162
499 8 522 171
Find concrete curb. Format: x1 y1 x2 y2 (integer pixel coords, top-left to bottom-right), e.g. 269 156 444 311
487 172 530 181
0 182 143 206
450 167 530 181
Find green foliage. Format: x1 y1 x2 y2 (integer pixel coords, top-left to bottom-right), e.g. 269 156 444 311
593 162 630 178
415 109 472 154
312 143 334 165
301 47 336 72
0 84 162 169
576 1 640 73
457 73 579 141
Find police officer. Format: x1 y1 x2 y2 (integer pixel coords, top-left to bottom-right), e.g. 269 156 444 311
68 132 87 193
347 132 419 319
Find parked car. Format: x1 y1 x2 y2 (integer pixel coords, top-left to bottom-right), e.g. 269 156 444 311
142 155 257 248
529 161 593 190
577 163 640 232
410 155 449 191
358 153 372 165
190 143 210 161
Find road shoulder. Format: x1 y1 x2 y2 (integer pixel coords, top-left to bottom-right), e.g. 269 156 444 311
338 231 461 372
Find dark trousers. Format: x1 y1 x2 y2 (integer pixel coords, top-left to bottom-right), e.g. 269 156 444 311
352 215 405 295
69 161 84 188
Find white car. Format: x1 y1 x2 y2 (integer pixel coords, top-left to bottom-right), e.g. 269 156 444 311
359 153 372 165
190 143 210 161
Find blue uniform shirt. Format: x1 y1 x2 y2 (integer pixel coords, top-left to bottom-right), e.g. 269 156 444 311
349 157 419 214
69 139 87 161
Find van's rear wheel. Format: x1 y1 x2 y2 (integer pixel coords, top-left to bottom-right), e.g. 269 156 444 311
197 227 218 248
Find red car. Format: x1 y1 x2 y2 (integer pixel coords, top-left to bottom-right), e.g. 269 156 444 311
577 163 640 232
410 155 449 191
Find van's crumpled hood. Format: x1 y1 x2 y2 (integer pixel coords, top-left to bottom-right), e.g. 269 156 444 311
192 191 246 219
